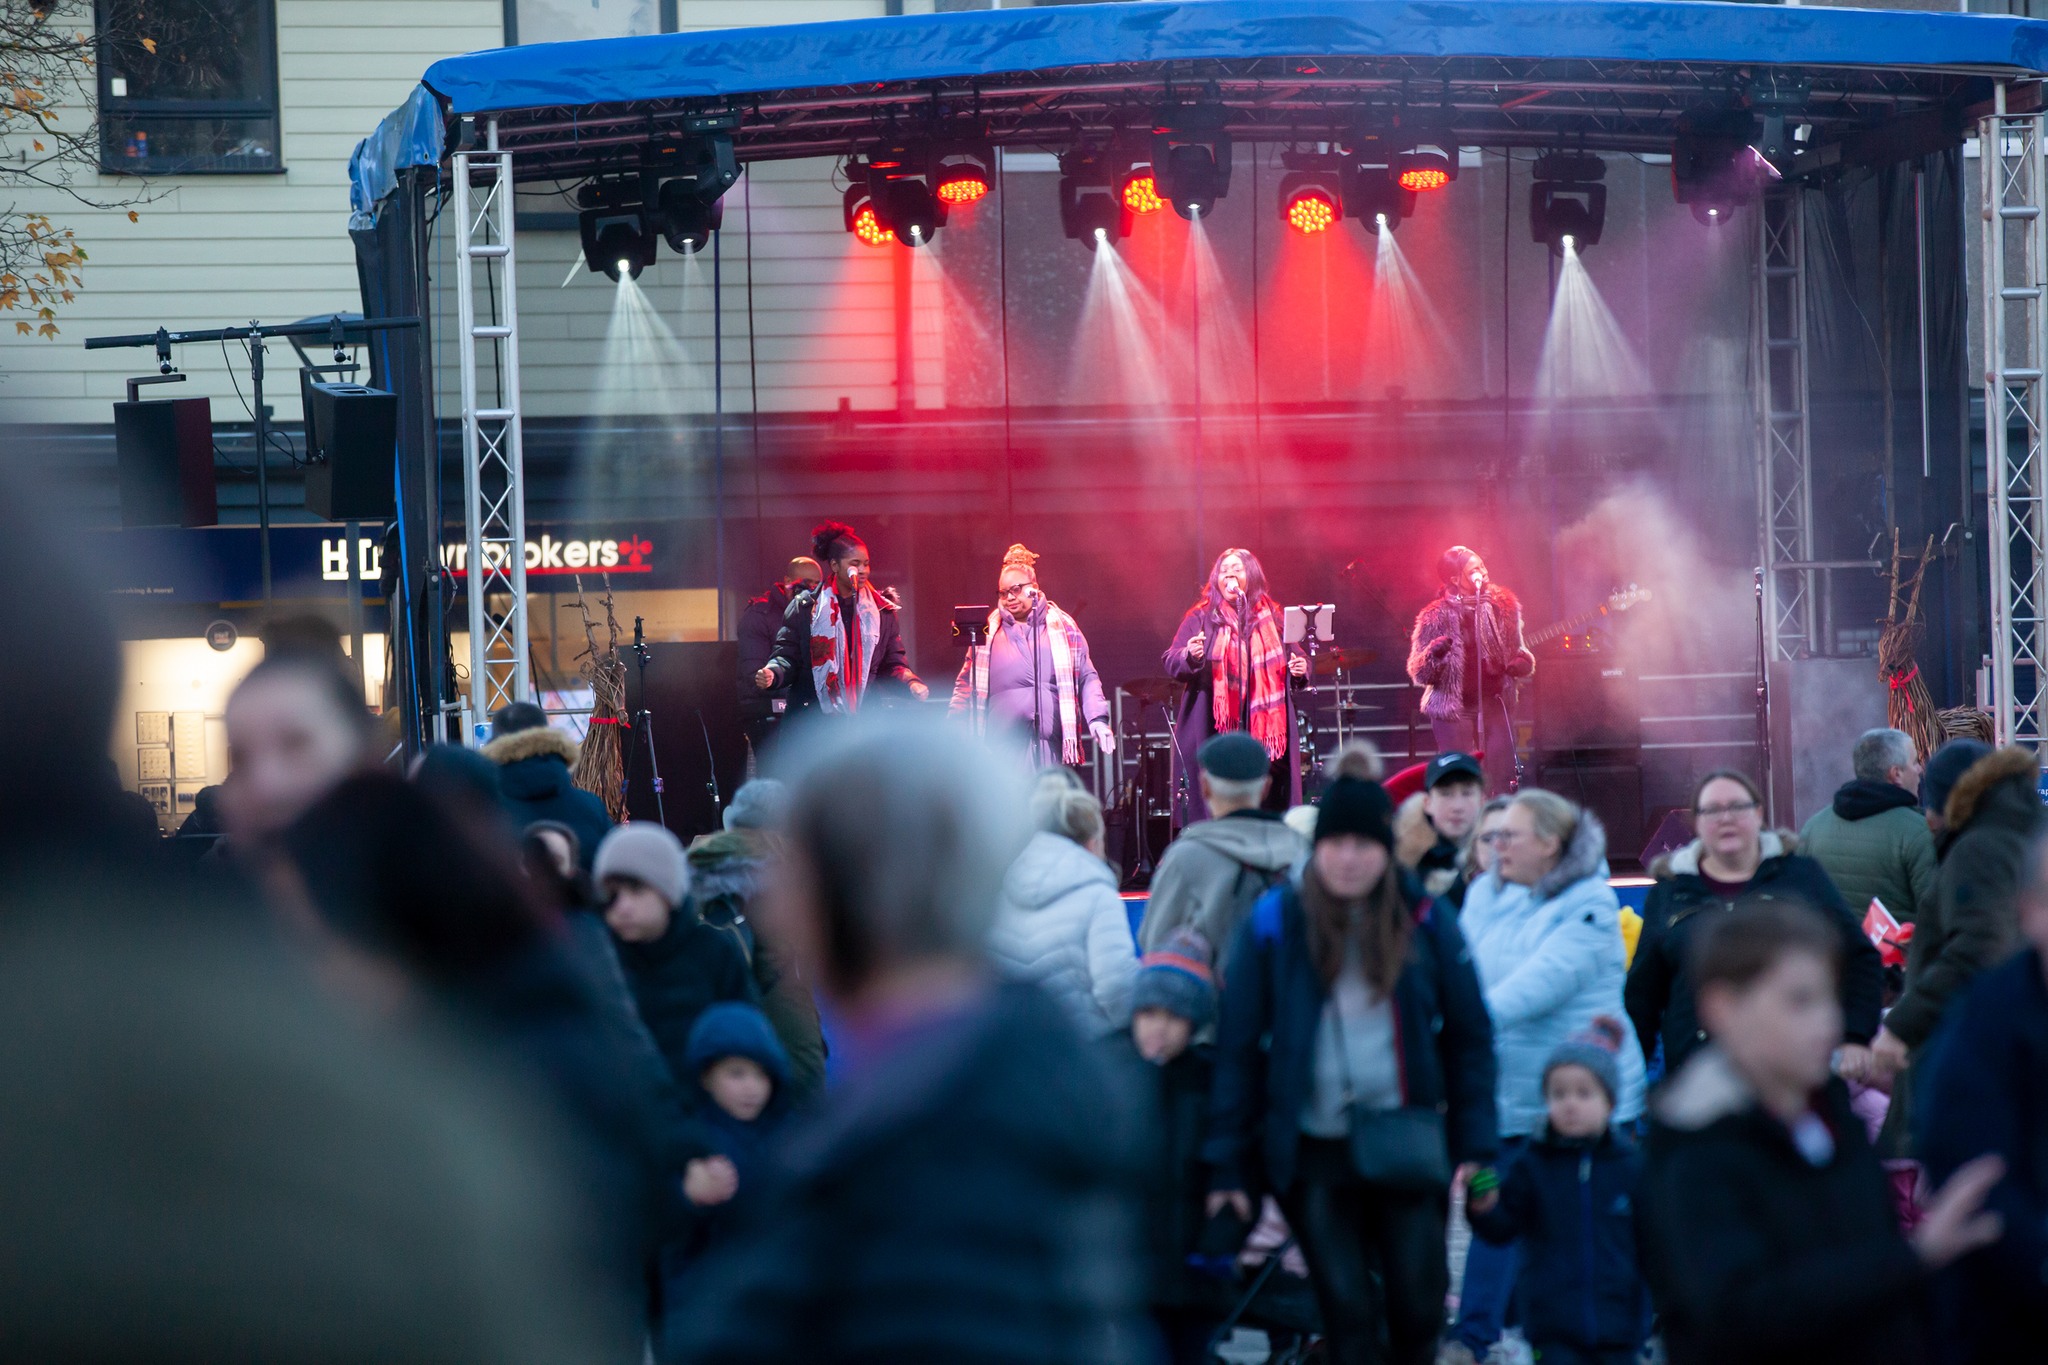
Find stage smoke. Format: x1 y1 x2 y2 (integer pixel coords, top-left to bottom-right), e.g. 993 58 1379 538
1066 239 1174 409
1363 218 1454 398
1184 215 1256 411
1555 478 1751 674
1533 240 1652 405
575 265 710 515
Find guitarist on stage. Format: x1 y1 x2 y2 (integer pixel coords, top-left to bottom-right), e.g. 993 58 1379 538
1406 545 1534 793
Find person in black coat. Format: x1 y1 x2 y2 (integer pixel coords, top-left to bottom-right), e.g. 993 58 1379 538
1636 902 2003 1365
668 712 1147 1364
1914 832 2048 1365
753 522 927 717
736 557 820 755
1206 778 1497 1365
1626 770 1883 1078
482 702 613 870
1466 1024 1647 1365
593 823 758 1092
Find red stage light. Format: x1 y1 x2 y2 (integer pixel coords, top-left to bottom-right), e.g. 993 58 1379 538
1397 166 1451 193
1121 173 1164 215
936 168 990 206
851 202 895 247
1286 189 1339 235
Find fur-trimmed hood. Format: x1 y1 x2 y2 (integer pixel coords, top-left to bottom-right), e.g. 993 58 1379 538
1393 793 1440 870
481 725 580 767
1531 807 1610 901
1649 828 1797 880
1943 744 2040 832
686 830 764 905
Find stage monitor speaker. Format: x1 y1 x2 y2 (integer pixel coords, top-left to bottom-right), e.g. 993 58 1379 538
1767 658 1888 828
1532 750 1645 866
302 380 396 521
1534 653 1642 751
113 396 216 528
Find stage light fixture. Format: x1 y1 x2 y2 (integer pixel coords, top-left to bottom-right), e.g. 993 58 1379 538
881 177 944 246
1528 155 1606 255
1151 108 1233 221
1673 110 1774 229
1396 144 1454 193
934 146 994 207
656 177 725 255
1059 146 1138 249
577 178 656 281
1341 163 1415 231
1277 171 1342 235
1120 168 1163 215
843 185 896 247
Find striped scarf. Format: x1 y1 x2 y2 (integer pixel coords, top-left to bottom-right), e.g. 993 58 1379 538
1210 597 1290 760
809 585 882 714
966 601 1087 764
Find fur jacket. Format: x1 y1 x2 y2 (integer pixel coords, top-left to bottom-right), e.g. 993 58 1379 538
1406 584 1535 721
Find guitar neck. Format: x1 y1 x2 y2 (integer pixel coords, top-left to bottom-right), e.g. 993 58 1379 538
1528 606 1608 647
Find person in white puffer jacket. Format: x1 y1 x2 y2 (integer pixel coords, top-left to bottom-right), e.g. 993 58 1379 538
989 774 1138 1037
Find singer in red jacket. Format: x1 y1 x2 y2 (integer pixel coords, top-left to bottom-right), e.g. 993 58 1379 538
1406 546 1533 794
1162 548 1308 824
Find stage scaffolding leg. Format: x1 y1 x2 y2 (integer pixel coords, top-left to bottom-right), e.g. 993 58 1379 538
1756 186 1817 664
1982 89 2048 752
454 120 532 733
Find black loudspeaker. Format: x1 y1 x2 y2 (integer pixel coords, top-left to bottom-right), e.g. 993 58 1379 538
1534 652 1642 750
1532 750 1646 868
302 379 397 521
622 641 749 840
113 397 216 528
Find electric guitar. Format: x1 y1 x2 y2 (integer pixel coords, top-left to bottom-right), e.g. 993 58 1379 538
1526 584 1653 649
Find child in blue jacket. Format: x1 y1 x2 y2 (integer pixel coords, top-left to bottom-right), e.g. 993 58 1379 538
1467 1020 1648 1365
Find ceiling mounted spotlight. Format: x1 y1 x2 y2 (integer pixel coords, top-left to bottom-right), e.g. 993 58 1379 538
1152 105 1233 220
934 145 994 207
881 176 943 247
1343 164 1416 230
1277 170 1342 235
577 177 656 281
1395 143 1454 193
1060 145 1140 250
657 178 724 255
1673 109 1775 228
843 142 952 248
642 124 740 258
1120 166 1163 215
1528 151 1606 255
843 184 895 247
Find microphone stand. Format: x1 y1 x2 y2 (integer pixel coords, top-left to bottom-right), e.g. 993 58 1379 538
627 616 670 827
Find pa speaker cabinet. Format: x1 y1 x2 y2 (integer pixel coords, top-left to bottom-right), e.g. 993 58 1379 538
1532 749 1645 865
113 396 216 528
1534 652 1642 751
303 380 397 521
1767 658 1888 828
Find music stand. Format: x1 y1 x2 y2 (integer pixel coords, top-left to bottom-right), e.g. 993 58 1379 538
952 605 993 728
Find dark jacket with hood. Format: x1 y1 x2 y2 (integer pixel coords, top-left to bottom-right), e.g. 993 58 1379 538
1467 1125 1648 1353
614 908 759 1096
667 982 1150 1365
1625 832 1882 1072
1887 745 2043 1050
686 831 827 1104
1637 1050 1929 1365
764 584 921 716
1915 945 2048 1365
1137 810 1307 979
737 582 798 727
1798 778 1937 926
482 727 613 869
1205 874 1498 1195
1102 1033 1218 1310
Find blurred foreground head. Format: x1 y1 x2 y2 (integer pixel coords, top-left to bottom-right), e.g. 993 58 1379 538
770 711 1029 1005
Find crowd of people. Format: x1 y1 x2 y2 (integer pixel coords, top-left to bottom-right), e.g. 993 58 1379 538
6 472 2046 1364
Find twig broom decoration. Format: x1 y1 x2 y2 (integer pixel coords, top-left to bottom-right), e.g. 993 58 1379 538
572 575 630 822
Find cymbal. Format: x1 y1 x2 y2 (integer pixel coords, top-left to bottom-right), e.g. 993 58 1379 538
1120 676 1186 707
1331 701 1383 714
1312 646 1379 676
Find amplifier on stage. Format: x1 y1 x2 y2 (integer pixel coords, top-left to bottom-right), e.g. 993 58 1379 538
1534 653 1642 751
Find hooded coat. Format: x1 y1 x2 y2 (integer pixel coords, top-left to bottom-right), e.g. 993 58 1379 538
686 831 827 1104
1798 779 1937 926
614 907 759 1096
989 831 1138 1038
1625 832 1883 1073
1637 1050 1929 1365
667 982 1150 1364
1406 584 1535 723
481 727 613 869
1885 745 2044 1050
1458 812 1647 1136
1137 810 1307 979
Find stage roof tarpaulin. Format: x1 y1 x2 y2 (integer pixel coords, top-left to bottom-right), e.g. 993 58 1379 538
351 0 2048 223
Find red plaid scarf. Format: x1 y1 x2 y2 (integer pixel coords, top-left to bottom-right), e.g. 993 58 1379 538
1210 597 1290 760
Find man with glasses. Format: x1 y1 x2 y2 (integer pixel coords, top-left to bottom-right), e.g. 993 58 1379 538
950 543 1115 768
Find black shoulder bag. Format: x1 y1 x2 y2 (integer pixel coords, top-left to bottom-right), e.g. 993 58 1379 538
1330 974 1453 1194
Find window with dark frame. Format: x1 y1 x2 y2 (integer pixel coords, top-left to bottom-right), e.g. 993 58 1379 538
96 0 282 175
504 0 672 46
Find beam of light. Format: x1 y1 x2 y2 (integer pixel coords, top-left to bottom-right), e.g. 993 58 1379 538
1065 237 1174 410
575 263 709 516
1533 239 1653 405
1362 218 1455 398
1183 213 1256 411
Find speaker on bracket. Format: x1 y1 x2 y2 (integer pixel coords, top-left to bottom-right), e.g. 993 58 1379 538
302 377 397 522
113 396 217 528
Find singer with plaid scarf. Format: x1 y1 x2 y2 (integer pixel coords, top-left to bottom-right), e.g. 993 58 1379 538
949 544 1115 768
1163 548 1309 825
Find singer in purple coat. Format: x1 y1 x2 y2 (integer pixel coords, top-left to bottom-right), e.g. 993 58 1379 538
1163 548 1308 825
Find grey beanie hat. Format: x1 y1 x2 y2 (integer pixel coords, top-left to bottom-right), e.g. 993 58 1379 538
593 823 689 907
722 778 789 833
1129 927 1218 1029
1542 1017 1626 1107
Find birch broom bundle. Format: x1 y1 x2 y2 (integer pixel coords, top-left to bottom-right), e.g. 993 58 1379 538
572 575 630 823
1878 530 1940 763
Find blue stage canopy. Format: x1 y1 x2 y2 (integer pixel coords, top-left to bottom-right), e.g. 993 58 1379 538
352 0 2048 223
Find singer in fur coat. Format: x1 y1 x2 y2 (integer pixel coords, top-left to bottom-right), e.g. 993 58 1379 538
1407 547 1533 794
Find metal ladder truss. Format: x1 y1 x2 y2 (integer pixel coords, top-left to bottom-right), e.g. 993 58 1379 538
1757 186 1817 664
454 122 531 733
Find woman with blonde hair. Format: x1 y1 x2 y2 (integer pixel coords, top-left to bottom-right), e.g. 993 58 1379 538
951 543 1115 768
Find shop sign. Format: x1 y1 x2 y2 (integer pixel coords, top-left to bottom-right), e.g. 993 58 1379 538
204 620 238 652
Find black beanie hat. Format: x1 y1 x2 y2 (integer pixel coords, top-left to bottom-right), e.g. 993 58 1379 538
1315 776 1395 849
